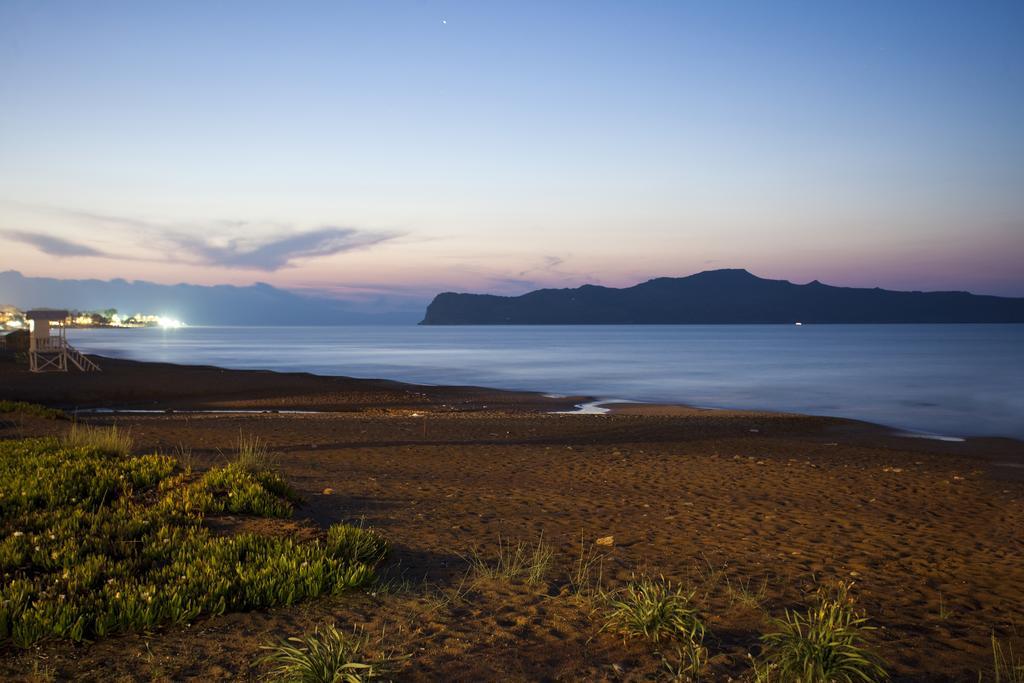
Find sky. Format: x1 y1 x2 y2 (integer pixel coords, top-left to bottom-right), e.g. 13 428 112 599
1 0 1023 311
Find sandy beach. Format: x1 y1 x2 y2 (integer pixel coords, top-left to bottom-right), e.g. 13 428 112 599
1 352 1022 681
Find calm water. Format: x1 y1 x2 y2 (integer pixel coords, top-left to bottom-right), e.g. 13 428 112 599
66 325 1024 439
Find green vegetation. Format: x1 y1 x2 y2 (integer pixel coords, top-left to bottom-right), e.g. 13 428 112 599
327 522 389 566
753 582 887 682
0 437 387 648
158 461 301 518
0 401 64 420
62 422 134 456
234 430 275 471
604 575 707 646
262 624 399 682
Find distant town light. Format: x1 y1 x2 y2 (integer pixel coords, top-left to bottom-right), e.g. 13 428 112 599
158 316 185 329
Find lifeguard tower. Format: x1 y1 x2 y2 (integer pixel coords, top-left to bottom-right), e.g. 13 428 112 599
26 309 100 373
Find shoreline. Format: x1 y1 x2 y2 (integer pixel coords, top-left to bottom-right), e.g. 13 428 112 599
2 351 1022 452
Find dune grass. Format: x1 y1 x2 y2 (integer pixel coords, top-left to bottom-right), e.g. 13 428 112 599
568 533 606 596
0 437 386 648
262 623 402 682
753 581 887 682
234 430 275 471
327 522 390 566
604 575 707 646
726 574 769 610
466 533 553 586
61 422 133 456
990 634 1024 683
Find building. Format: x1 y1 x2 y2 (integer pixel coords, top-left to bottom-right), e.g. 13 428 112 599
25 309 101 373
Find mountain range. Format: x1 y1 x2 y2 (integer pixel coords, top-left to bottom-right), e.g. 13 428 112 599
420 269 1024 324
0 271 420 325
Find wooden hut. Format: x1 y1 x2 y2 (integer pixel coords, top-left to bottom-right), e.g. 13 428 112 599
26 309 100 372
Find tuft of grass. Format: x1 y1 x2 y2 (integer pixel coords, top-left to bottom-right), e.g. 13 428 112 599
261 624 398 682
661 640 710 682
467 537 524 579
754 581 887 682
727 575 769 610
327 522 390 566
0 401 64 420
525 532 553 585
173 443 194 473
603 575 707 647
569 533 606 596
62 423 134 456
466 532 553 585
234 431 274 471
936 592 952 621
990 634 1024 683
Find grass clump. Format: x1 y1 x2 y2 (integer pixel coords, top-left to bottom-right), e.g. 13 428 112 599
234 431 274 471
661 641 710 682
753 581 887 682
990 634 1024 683
726 574 769 610
604 575 707 646
262 624 399 682
0 437 385 648
569 533 606 596
327 523 390 566
466 533 552 585
0 401 63 420
62 422 134 456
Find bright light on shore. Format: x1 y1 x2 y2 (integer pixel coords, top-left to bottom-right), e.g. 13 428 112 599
157 317 185 329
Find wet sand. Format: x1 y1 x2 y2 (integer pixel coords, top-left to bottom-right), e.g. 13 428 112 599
1 352 1022 681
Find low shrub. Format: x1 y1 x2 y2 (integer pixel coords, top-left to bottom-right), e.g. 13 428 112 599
0 401 64 420
0 438 385 648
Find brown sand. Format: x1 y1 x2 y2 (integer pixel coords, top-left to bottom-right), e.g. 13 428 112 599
1 353 1022 681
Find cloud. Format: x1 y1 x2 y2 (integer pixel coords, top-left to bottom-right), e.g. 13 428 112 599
2 205 402 272
168 227 398 271
0 230 112 258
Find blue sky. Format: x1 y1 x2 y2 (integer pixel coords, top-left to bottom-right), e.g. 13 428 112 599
1 0 1022 307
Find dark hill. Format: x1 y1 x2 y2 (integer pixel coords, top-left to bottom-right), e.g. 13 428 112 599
420 269 1024 324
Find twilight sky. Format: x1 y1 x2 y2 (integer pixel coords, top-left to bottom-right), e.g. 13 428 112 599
1 0 1023 310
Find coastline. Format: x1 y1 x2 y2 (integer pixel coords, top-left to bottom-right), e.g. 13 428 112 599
2 352 1021 455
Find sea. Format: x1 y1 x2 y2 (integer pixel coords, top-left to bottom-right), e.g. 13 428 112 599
66 324 1024 440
